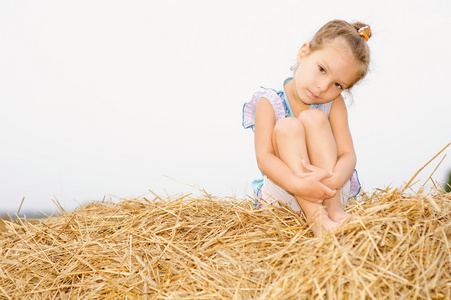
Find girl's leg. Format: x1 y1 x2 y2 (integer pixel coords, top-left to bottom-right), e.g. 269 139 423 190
298 109 352 224
272 117 339 237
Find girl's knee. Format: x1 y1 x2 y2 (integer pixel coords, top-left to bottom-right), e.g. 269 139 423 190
273 117 304 138
298 109 328 126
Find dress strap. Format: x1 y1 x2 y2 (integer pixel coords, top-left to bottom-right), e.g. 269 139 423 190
282 78 295 117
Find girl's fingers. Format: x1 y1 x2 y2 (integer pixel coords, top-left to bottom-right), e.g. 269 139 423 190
323 186 336 198
300 160 314 171
293 172 337 200
301 160 333 179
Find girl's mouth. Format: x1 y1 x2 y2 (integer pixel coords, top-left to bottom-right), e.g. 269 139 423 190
308 89 319 99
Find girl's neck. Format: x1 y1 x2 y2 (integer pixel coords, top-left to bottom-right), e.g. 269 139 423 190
284 79 309 115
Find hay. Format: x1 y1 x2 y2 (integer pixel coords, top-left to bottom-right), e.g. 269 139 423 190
1 185 450 299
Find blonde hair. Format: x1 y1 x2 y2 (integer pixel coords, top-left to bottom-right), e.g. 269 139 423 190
292 20 371 89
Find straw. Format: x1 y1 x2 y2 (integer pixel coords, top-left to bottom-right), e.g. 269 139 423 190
1 145 450 299
1 183 450 299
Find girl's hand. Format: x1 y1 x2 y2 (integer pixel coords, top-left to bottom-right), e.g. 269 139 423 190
304 160 348 191
320 172 343 191
291 161 336 204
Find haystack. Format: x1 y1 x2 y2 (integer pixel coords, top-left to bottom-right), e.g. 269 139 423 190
1 145 450 299
0 184 450 299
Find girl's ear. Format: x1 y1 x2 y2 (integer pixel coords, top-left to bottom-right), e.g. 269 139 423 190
297 43 310 63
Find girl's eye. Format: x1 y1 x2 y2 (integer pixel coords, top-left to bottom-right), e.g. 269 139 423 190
318 66 326 74
335 83 343 90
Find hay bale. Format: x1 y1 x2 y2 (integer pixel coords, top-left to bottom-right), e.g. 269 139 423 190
0 219 7 233
0 188 450 299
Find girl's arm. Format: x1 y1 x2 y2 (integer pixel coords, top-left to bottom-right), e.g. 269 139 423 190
324 95 357 190
254 98 336 203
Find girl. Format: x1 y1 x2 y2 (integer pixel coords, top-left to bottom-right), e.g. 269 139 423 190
242 20 371 237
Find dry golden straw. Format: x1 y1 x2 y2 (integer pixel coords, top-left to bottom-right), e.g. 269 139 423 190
1 186 450 299
1 145 450 299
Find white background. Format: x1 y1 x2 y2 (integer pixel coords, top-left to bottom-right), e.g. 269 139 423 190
1 0 450 214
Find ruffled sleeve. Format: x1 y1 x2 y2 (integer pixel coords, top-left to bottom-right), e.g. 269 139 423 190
242 87 286 131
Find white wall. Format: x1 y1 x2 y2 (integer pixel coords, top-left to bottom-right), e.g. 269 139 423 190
1 0 450 213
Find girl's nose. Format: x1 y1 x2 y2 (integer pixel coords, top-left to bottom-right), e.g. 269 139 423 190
316 80 326 92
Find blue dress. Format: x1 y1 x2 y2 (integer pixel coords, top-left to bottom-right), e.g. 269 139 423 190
242 78 361 201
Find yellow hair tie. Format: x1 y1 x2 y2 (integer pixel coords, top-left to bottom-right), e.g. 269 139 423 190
358 26 371 42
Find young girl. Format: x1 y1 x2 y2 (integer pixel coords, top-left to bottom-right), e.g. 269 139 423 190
242 20 371 237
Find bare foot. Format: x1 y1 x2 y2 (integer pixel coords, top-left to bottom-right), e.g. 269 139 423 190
326 205 354 225
309 209 340 237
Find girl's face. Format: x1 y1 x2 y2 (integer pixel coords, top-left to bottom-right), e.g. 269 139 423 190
293 38 360 105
